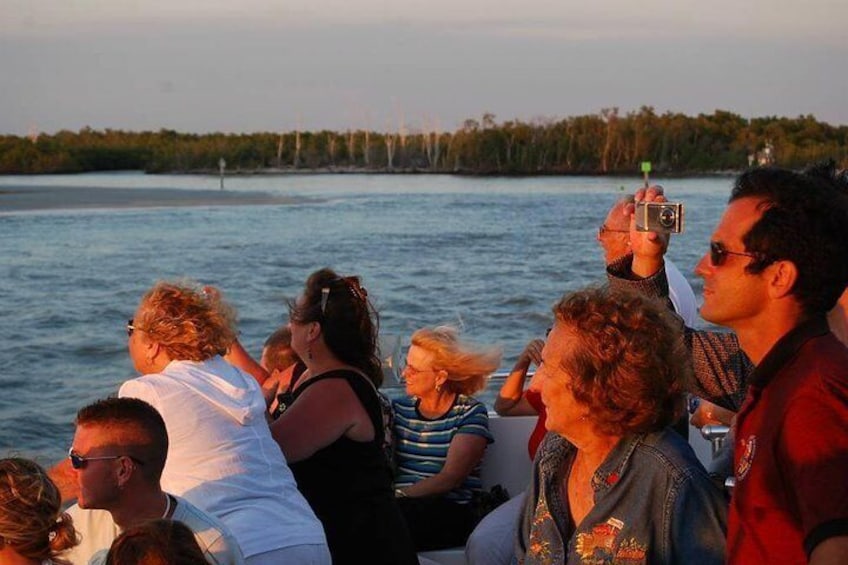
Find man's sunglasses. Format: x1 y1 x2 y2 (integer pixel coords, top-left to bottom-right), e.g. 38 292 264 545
709 241 759 267
68 448 143 470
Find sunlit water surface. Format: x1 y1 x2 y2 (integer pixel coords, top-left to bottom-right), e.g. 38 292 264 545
0 172 734 463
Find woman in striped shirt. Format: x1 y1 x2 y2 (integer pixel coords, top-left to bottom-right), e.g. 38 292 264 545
392 326 501 551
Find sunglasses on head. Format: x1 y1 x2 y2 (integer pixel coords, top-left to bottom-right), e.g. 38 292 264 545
709 241 760 267
320 277 368 314
68 448 143 470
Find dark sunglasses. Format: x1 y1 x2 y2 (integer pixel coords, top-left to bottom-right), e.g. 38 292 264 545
126 318 136 337
709 241 759 267
68 448 143 470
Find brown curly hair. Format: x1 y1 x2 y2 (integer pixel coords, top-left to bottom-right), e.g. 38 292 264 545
0 458 78 564
136 281 237 362
410 326 502 396
551 286 690 436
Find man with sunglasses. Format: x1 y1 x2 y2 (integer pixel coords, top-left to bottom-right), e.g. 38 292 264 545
61 397 244 565
607 163 848 564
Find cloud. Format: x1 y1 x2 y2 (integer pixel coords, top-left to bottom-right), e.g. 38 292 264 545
1 0 846 134
2 0 845 43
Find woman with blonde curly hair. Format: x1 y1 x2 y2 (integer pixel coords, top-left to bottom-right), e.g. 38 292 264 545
52 281 329 565
392 326 502 550
119 281 329 565
517 286 727 564
0 457 77 564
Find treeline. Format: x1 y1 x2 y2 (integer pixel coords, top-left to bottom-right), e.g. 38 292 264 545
2 107 846 175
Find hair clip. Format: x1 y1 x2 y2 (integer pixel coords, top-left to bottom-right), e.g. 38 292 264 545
341 277 368 302
320 287 330 314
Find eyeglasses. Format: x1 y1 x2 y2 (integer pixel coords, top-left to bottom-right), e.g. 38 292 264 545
403 363 433 377
709 241 760 267
68 448 143 470
126 318 137 337
598 224 629 237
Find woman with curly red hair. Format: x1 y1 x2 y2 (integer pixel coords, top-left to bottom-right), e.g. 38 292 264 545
517 286 727 564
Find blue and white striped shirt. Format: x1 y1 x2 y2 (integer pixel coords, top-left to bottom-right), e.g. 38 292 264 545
392 394 493 502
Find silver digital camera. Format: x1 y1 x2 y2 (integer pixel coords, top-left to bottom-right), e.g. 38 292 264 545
635 201 685 233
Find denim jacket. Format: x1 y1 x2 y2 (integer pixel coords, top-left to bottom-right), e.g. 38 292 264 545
516 430 727 565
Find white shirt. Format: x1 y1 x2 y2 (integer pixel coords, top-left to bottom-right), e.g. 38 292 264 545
62 495 244 565
119 356 327 558
666 259 699 327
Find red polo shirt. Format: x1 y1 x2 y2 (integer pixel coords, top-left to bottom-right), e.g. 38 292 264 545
729 317 848 563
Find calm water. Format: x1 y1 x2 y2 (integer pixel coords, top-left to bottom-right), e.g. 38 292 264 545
0 172 734 464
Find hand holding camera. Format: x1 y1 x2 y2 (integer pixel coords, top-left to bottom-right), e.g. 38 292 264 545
626 185 676 278
635 201 685 233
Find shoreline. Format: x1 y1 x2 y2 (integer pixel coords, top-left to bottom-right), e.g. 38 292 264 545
0 167 743 179
0 186 311 213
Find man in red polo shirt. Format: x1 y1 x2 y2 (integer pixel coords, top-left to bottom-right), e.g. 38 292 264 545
608 162 848 564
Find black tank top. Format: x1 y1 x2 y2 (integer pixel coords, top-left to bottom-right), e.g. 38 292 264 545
287 370 418 565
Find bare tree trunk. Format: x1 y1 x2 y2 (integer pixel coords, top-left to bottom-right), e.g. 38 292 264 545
423 131 433 168
347 130 355 166
276 134 283 168
600 107 619 173
328 133 336 166
364 130 371 167
385 131 396 170
294 130 301 168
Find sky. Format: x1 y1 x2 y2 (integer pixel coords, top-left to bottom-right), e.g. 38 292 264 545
2 0 847 135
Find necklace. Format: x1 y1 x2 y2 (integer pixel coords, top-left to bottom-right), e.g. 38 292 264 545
161 493 171 519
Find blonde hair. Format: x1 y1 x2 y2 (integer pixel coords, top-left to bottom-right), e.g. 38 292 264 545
137 280 237 362
0 458 78 564
410 326 502 395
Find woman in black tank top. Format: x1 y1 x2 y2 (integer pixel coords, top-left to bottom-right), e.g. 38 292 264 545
268 269 418 565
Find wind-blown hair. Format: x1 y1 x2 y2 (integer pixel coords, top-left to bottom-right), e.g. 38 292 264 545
0 458 78 565
105 519 208 565
136 280 237 362
75 397 169 483
730 161 848 315
288 268 383 387
410 326 502 396
552 286 689 436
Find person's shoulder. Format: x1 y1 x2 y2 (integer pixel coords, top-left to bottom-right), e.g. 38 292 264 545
392 394 416 410
453 395 490 423
173 495 223 525
172 496 245 563
60 505 118 565
790 334 848 394
455 394 487 412
635 429 712 481
65 503 115 531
